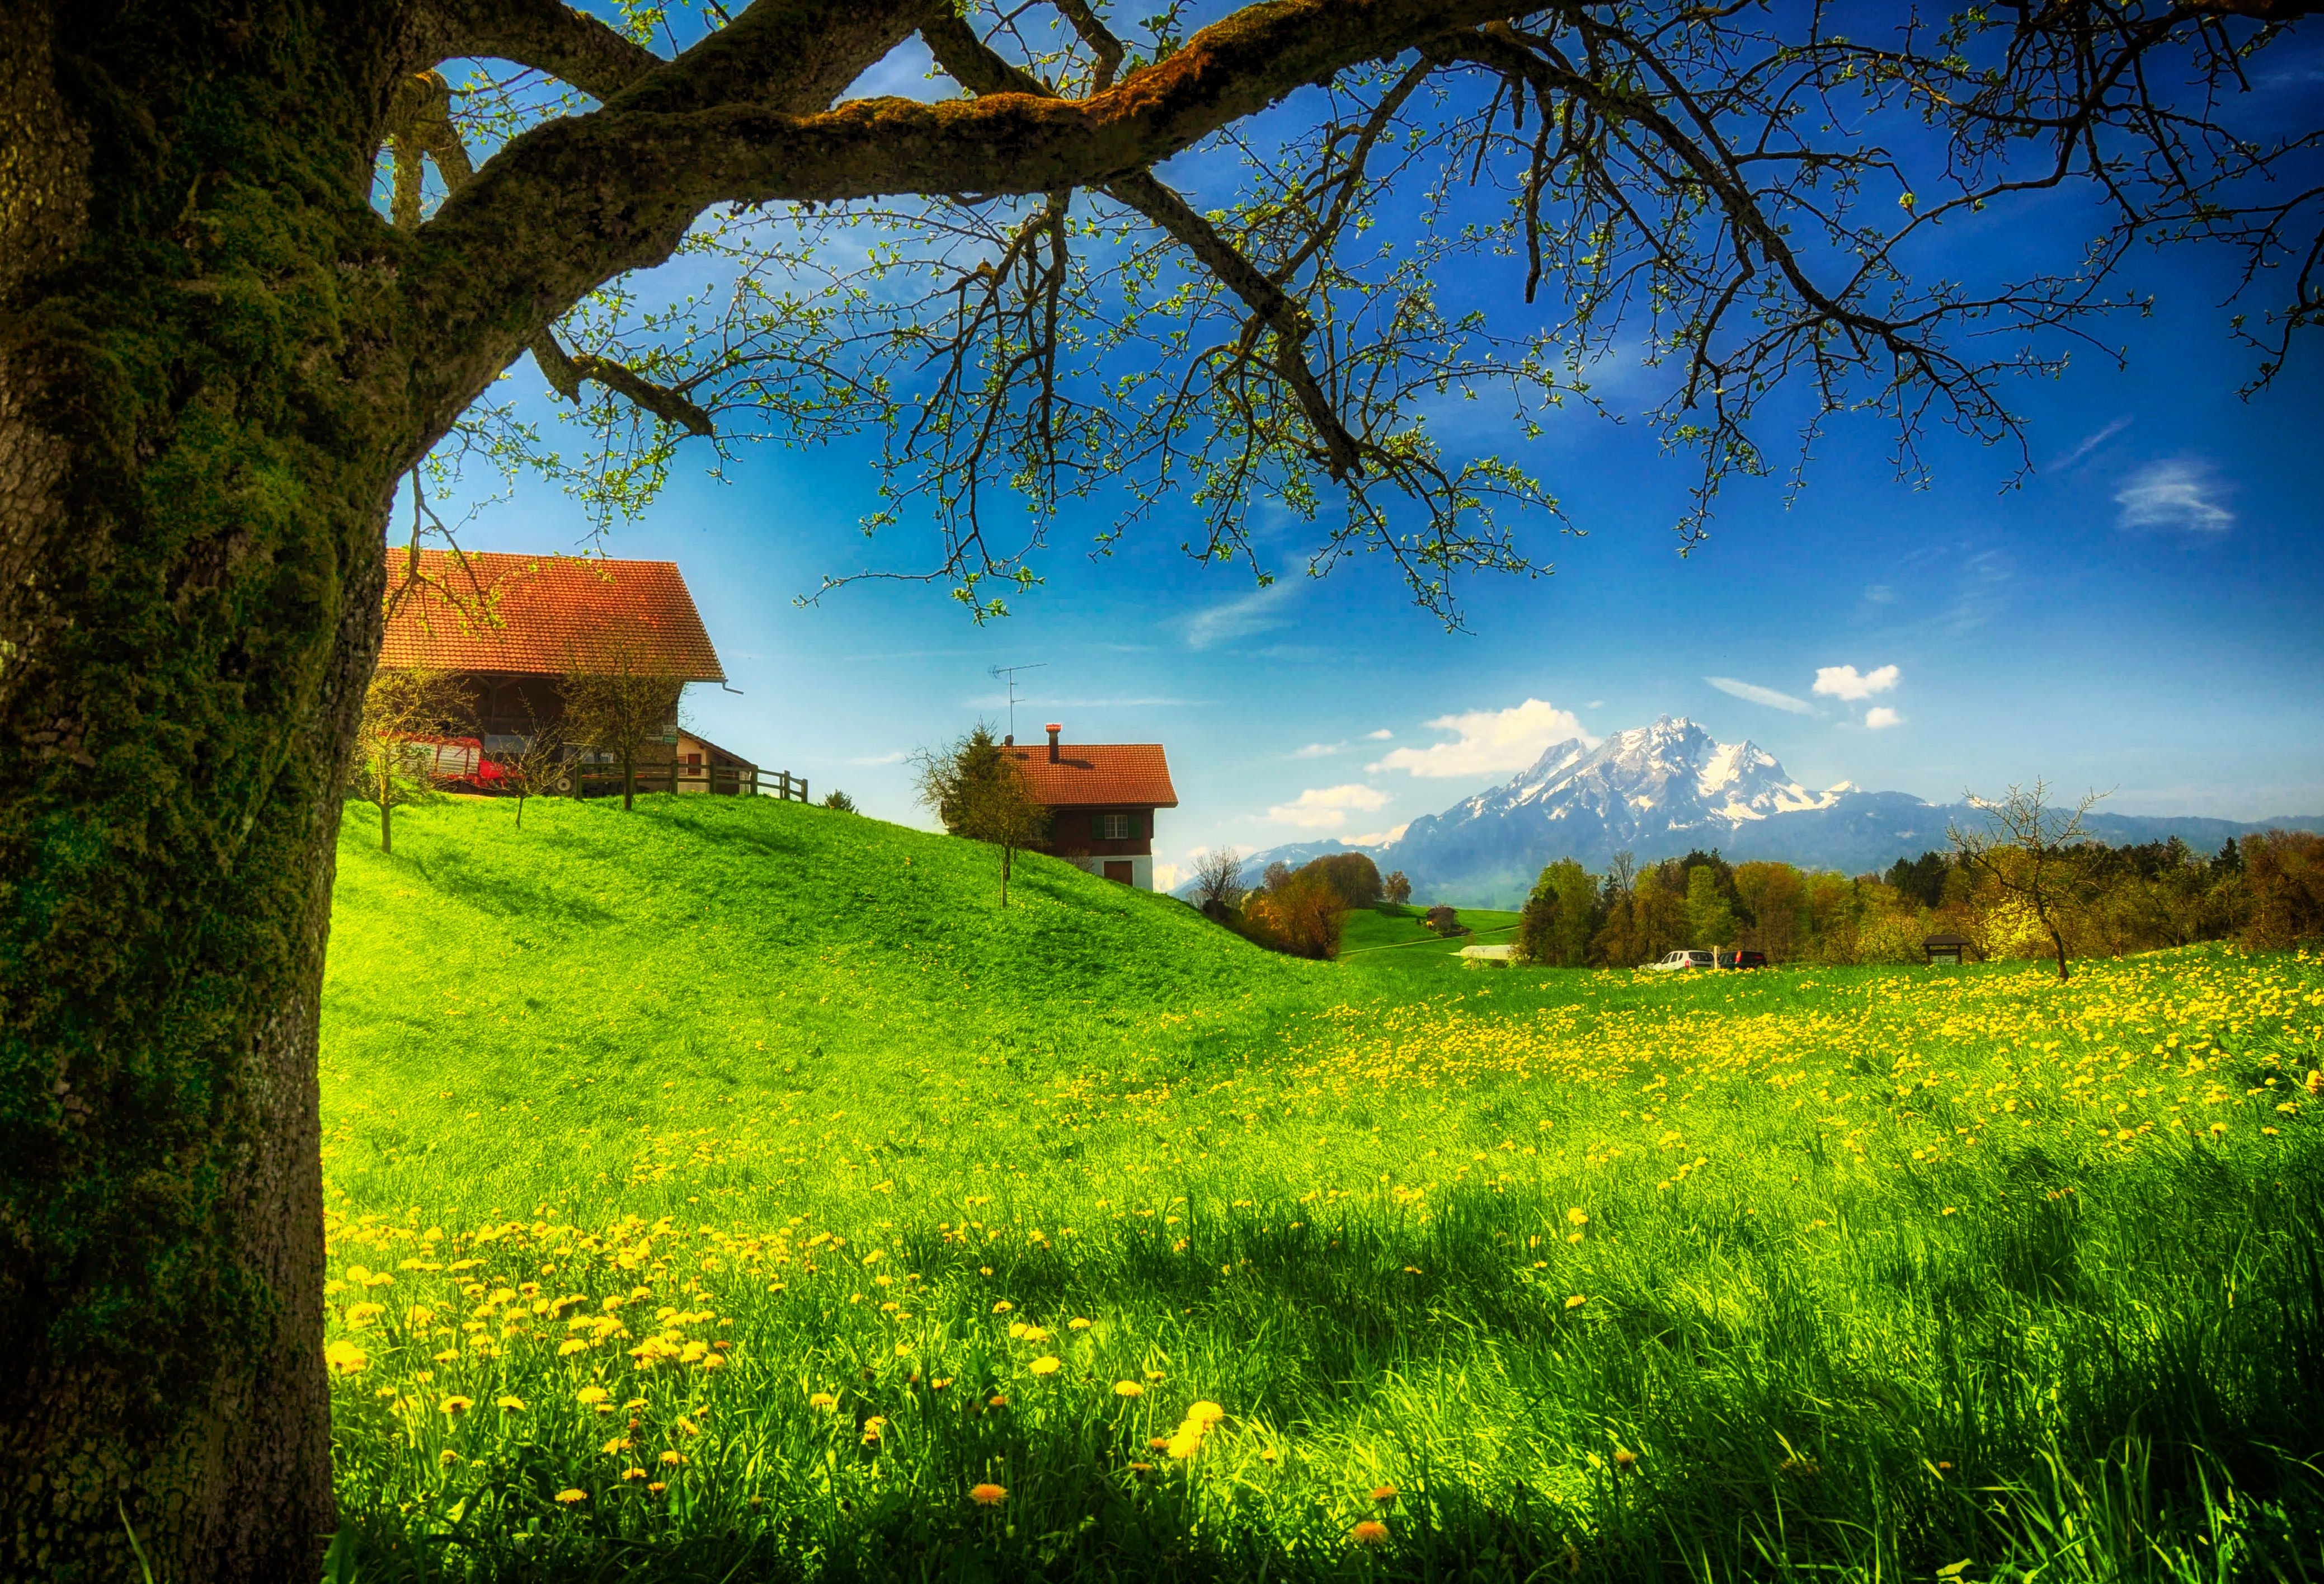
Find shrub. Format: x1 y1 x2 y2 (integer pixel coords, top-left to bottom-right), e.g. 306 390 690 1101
2243 830 2324 949
1236 873 1348 959
821 789 858 813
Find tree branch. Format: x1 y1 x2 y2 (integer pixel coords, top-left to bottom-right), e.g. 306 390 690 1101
411 0 662 98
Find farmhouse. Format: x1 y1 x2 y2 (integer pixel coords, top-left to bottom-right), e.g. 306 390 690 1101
380 549 759 793
1004 723 1178 890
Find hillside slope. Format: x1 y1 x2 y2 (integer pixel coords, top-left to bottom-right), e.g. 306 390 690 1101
321 795 1318 1207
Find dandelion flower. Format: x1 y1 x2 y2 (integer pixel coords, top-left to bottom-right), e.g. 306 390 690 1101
1564 1295 1588 1310
646 1481 667 1494
1149 1436 1170 1451
1069 1318 1093 1330
1370 1484 1398 1505
808 1392 838 1411
496 1395 525 1412
439 1395 474 1416
438 1449 460 1467
1351 1520 1390 1546
1113 1381 1144 1397
557 1339 590 1356
969 1482 1008 1506
895 1342 912 1357
1567 1208 1589 1226
660 1450 685 1466
1185 1401 1226 1426
861 1417 887 1445
1613 1449 1638 1470
623 1467 647 1481
323 1339 368 1375
1028 1356 1062 1376
554 1488 586 1505
992 1300 1014 1314
576 1385 610 1406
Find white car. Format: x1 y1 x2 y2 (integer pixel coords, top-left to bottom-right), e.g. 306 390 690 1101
1647 950 1716 971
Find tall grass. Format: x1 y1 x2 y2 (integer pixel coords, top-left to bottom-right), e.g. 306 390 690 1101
319 798 2324 1581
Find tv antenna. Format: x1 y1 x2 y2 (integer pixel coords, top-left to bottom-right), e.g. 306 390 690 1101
987 662 1047 741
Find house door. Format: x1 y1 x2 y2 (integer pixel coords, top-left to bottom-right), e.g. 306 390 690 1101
1102 861 1133 885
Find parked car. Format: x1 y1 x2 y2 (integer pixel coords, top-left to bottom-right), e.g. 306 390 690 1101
1647 950 1716 971
1716 950 1769 970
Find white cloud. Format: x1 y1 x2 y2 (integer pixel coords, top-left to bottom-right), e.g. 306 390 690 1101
1368 698 1597 779
1585 700 1605 709
2115 460 2233 534
1152 861 1182 891
1813 664 1901 702
1346 823 1410 848
1864 706 1905 730
2050 416 2133 472
1862 584 1897 605
845 750 907 765
1264 784 1391 828
1365 728 1394 741
1183 581 1297 648
1706 676 1814 714
1292 741 1346 759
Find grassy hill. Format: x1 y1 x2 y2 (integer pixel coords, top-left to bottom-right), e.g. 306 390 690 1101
321 797 2324 1583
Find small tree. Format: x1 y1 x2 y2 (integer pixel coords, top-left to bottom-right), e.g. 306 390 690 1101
1383 870 1413 908
1518 858 1599 965
821 789 859 814
1191 848 1246 916
1950 781 2105 981
1303 852 1385 908
914 725 1051 906
562 640 685 811
490 707 568 830
1263 860 1294 894
345 668 470 854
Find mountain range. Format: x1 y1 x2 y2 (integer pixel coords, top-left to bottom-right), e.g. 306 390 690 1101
1204 716 2324 910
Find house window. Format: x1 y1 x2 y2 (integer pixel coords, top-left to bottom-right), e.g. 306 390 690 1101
1099 812 1132 841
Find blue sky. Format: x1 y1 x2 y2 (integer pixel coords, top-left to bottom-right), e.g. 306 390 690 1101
424 23 2324 886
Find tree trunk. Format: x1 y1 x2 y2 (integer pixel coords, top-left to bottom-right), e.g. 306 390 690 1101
382 794 394 856
1 6 419 1577
623 750 636 811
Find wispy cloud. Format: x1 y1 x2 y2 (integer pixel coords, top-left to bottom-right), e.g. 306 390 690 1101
1184 582 1297 649
1364 728 1394 741
1813 664 1901 702
1706 676 1814 714
1264 784 1391 829
845 750 907 766
1864 706 1905 731
2050 416 2133 472
1346 824 1410 848
2115 459 2234 534
1370 698 1597 779
1292 741 1346 759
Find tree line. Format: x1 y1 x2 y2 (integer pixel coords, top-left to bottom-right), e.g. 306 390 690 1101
1515 822 2323 974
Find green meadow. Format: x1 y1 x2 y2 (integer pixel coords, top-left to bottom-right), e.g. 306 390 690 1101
319 796 2324 1582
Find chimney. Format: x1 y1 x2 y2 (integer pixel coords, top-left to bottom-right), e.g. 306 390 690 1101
1045 722 1062 763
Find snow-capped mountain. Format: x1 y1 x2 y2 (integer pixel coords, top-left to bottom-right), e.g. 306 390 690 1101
1201 714 2324 909
1382 716 1845 899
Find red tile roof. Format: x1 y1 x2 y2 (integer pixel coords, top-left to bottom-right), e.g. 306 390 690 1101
379 551 725 681
1003 743 1178 809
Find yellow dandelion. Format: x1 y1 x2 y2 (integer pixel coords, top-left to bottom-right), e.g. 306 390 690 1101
861 1416 887 1445
439 1396 473 1416
969 1482 1008 1506
554 1488 586 1505
1069 1318 1093 1330
1028 1356 1062 1376
1370 1484 1398 1505
992 1300 1015 1314
496 1395 525 1412
660 1450 685 1466
557 1339 590 1356
647 1481 666 1494
1113 1380 1144 1397
1351 1520 1390 1546
576 1385 609 1406
622 1467 647 1481
808 1391 838 1411
323 1339 368 1375
1564 1295 1588 1310
1567 1209 1589 1226
1613 1448 1638 1470
1184 1401 1226 1426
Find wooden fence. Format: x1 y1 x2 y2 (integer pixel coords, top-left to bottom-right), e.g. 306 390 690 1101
568 763 807 801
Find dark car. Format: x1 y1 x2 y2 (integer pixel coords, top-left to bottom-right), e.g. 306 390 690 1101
1715 950 1768 970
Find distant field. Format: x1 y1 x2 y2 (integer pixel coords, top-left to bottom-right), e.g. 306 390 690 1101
1336 902 1522 970
320 798 2324 1582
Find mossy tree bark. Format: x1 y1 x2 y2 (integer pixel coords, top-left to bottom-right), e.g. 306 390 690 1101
0 3 1486 1576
